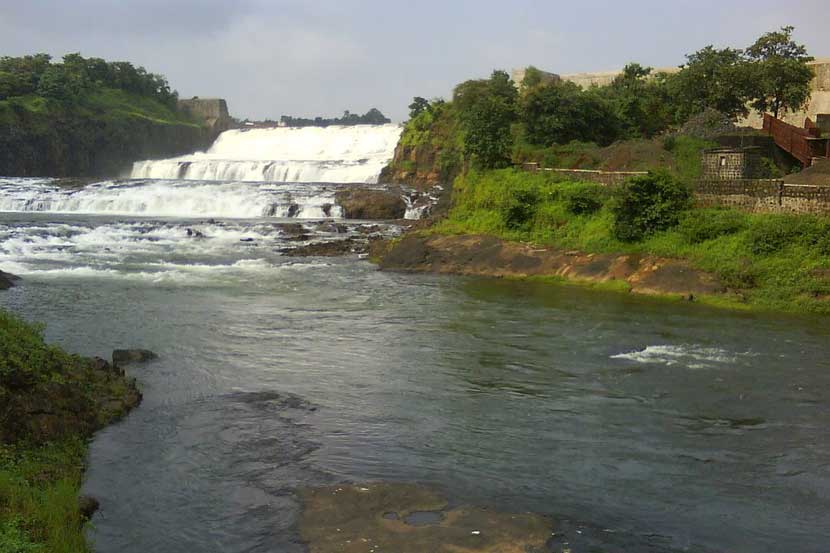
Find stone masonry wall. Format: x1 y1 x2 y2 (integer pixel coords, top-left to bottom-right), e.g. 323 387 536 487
693 179 830 214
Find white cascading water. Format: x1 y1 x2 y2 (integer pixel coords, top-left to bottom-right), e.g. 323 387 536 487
131 124 403 184
0 124 414 219
0 178 345 219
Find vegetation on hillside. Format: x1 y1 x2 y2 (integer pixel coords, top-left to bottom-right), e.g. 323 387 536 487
0 309 141 552
388 26 813 182
434 169 830 313
0 53 206 177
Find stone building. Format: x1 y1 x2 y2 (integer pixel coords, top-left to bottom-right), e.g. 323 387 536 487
702 147 762 179
177 98 234 135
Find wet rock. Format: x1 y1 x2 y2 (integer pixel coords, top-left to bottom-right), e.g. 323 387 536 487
90 356 124 376
274 223 306 237
335 189 406 220
316 222 348 234
280 239 368 257
0 270 20 290
300 483 552 553
239 237 256 243
186 228 205 239
112 349 158 366
287 204 300 218
78 495 100 521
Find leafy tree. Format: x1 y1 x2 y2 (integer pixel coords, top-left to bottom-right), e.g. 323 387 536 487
611 171 691 242
453 71 519 168
596 63 675 138
520 66 545 92
745 26 814 118
669 46 753 121
462 94 515 168
408 96 430 119
519 81 621 146
36 65 74 100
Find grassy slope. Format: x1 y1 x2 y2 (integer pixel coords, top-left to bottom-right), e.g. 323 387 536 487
434 169 830 314
0 310 139 552
0 89 199 128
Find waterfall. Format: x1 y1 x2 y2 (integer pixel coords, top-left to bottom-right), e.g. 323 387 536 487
130 124 403 184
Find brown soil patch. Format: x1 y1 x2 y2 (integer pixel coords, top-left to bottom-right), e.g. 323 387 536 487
299 483 552 553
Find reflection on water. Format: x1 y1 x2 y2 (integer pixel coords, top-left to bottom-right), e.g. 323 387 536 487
2 215 830 553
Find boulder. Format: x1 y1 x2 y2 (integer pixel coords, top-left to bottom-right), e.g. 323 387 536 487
112 349 158 366
78 495 100 521
334 189 406 220
0 270 20 290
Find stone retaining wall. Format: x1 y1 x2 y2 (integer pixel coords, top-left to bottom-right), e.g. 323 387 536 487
693 179 830 214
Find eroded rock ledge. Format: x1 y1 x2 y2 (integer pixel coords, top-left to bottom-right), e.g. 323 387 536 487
300 483 552 553
378 234 724 299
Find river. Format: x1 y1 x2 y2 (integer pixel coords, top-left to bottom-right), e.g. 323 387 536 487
1 176 829 552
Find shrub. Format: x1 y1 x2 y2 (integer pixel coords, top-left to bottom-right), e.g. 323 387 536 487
611 170 691 242
678 209 748 243
746 215 809 254
502 187 540 230
553 182 607 215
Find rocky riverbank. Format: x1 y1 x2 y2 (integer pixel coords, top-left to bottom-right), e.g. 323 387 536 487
0 307 150 551
377 233 726 301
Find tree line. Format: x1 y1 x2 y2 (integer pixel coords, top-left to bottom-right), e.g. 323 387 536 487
406 26 815 169
0 53 178 108
278 108 391 127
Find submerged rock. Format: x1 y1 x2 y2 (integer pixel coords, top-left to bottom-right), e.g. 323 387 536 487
0 270 20 290
300 483 552 553
334 189 406 220
112 349 158 366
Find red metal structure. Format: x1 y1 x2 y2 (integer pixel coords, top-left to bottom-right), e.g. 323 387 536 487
763 113 830 167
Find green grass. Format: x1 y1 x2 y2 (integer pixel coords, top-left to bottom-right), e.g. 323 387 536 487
434 169 830 314
0 440 90 553
0 88 200 128
0 309 140 551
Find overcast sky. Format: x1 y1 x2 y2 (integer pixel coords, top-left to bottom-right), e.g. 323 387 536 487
1 0 828 121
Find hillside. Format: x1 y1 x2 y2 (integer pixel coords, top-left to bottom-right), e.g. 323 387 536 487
0 54 213 177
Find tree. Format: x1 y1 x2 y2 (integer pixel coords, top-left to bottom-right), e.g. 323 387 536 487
745 26 814 119
462 94 515 169
408 96 430 119
519 81 622 146
669 46 753 121
603 63 674 138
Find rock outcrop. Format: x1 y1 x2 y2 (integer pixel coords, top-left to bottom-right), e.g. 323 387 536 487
335 189 406 220
379 234 725 299
112 349 158 366
0 270 20 290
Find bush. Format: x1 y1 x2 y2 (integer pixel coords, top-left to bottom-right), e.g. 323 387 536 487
611 170 691 242
553 182 607 215
678 209 748 243
502 187 540 230
746 215 809 254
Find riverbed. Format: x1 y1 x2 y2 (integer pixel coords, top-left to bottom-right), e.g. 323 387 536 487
2 180 829 553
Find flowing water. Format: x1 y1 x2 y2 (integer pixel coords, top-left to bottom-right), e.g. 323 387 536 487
130 124 403 183
2 123 829 552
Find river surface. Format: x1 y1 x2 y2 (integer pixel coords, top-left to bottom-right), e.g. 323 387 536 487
2 178 829 553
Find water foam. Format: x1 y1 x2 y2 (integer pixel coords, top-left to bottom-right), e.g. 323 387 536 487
0 178 344 219
611 344 744 368
131 124 403 184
